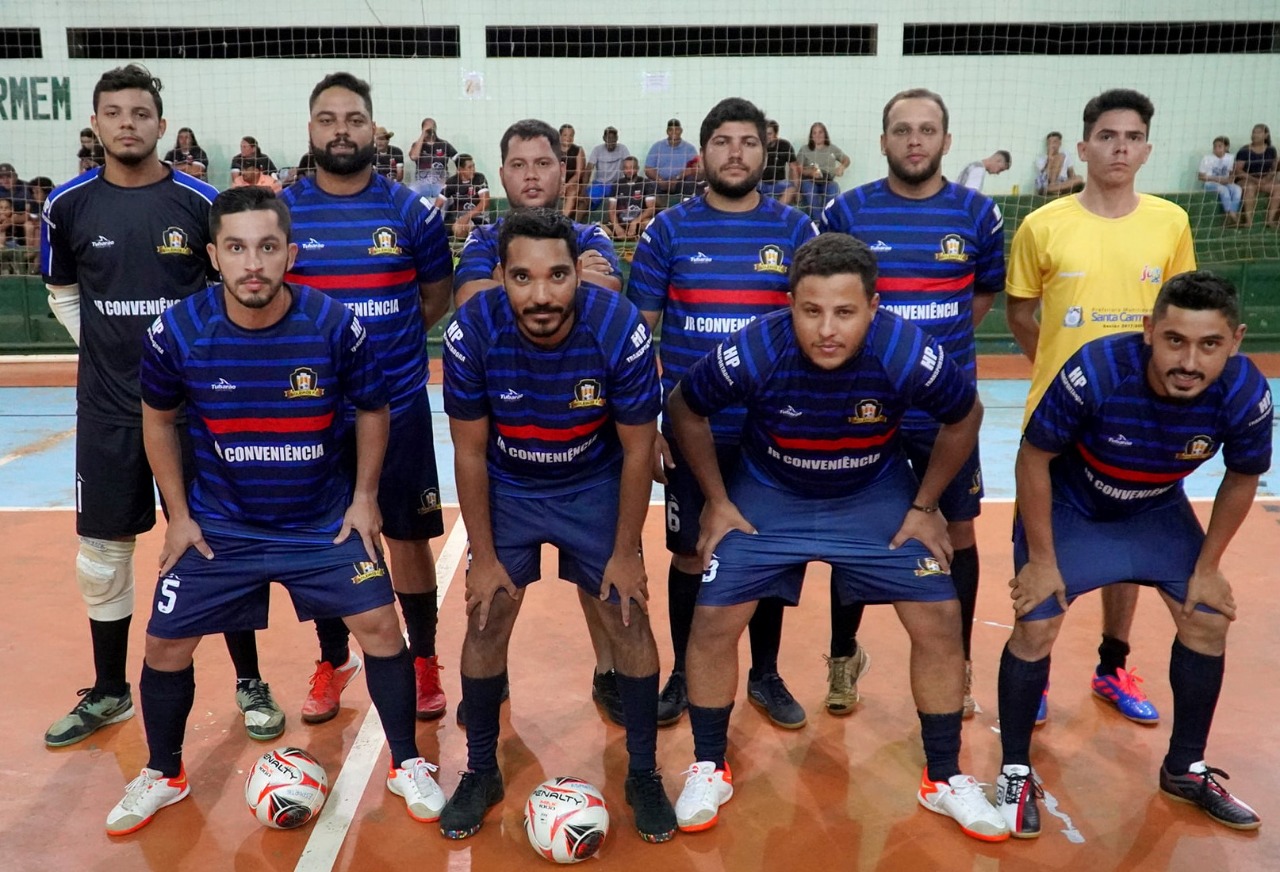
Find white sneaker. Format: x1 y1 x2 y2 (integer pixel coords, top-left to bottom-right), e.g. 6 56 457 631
996 764 1042 838
674 761 734 832
917 770 1010 842
387 757 446 822
106 767 191 835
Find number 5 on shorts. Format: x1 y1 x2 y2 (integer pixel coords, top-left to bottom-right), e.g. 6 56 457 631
156 575 181 614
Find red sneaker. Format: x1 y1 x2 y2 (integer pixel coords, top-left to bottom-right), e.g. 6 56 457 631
415 655 447 721
301 654 363 724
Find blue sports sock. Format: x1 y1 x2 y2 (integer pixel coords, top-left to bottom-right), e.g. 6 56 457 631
689 703 734 769
142 661 195 778
364 647 418 766
396 590 438 660
313 616 351 668
460 672 508 773
919 710 963 783
1164 637 1224 775
997 644 1050 768
615 671 659 774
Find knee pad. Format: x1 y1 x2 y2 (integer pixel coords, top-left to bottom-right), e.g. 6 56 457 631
77 537 136 621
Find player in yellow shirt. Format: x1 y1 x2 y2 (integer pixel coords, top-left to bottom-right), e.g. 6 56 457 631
1005 88 1196 728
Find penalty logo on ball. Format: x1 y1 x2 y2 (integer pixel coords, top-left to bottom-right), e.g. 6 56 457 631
245 747 329 830
524 776 610 864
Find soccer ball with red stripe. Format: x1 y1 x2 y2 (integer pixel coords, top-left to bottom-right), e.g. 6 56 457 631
524 776 610 863
245 747 329 829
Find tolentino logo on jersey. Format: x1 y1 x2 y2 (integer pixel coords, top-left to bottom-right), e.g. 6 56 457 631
284 367 324 399
368 226 403 256
934 234 969 263
156 226 192 256
569 378 606 409
848 398 886 425
418 488 441 516
754 244 787 274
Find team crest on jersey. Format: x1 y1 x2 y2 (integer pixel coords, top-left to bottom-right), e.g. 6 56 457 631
848 399 886 425
368 226 403 256
754 244 787 274
969 468 983 495
914 557 946 576
934 234 969 263
569 378 606 409
351 562 386 585
1176 435 1215 461
156 226 192 256
1063 306 1084 328
418 488 442 516
284 367 324 399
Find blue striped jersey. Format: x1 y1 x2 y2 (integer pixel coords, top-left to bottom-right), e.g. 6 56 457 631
443 285 661 496
42 167 217 426
454 216 620 289
626 195 818 442
279 174 451 415
1025 332 1273 519
819 179 1003 429
679 308 976 496
140 285 389 542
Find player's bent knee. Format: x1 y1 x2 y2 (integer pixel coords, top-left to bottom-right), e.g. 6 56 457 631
344 606 405 656
671 552 702 575
1010 617 1060 660
76 537 136 622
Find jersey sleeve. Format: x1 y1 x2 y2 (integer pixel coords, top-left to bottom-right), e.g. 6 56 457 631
607 307 661 426
678 327 757 419
454 225 499 287
625 217 673 313
1005 217 1045 300
335 312 390 411
139 313 186 411
1221 364 1273 475
973 198 1006 296
1168 214 1197 276
900 333 977 426
41 196 78 285
406 195 454 284
1022 346 1094 452
441 306 490 421
580 224 620 276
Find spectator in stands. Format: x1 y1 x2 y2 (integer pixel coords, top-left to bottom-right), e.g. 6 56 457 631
0 163 26 210
231 158 282 194
230 136 278 185
1235 123 1278 229
163 127 208 180
760 119 799 206
586 126 630 213
645 118 698 207
607 155 657 241
560 124 588 220
955 150 1011 191
1034 131 1083 196
373 126 405 182
435 153 490 240
24 176 52 255
1198 136 1242 226
408 117 457 199
78 128 105 171
796 121 849 217
0 199 24 274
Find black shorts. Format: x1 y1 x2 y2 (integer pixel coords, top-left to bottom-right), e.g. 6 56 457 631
663 438 742 556
75 417 193 539
376 389 445 542
899 427 983 523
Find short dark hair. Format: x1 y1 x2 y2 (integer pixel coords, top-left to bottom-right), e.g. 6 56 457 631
241 135 259 151
1046 131 1063 141
789 234 878 299
1153 270 1241 329
766 119 780 133
177 126 199 147
1213 135 1230 149
497 207 580 265
93 64 163 116
699 97 767 148
309 71 373 115
1082 89 1154 140
456 153 474 169
500 119 561 163
80 127 95 138
209 187 291 243
882 88 949 133
997 149 1012 167
559 123 574 133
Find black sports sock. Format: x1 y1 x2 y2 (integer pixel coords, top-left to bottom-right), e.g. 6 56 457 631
461 672 508 773
667 566 702 672
364 647 418 766
997 644 1050 768
1097 634 1131 677
223 630 261 683
689 703 734 770
919 711 963 783
950 546 979 660
829 585 859 659
747 598 785 678
396 590 438 659
314 616 352 668
90 616 131 696
1164 637 1224 775
142 662 195 778
616 672 660 774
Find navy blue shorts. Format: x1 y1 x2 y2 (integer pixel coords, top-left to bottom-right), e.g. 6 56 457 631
663 439 742 556
900 427 983 523
698 464 958 608
1012 496 1208 621
375 388 444 542
146 532 395 639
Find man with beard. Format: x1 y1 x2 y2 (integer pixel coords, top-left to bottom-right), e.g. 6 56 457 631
819 88 1004 720
41 64 272 749
280 72 455 725
627 98 817 731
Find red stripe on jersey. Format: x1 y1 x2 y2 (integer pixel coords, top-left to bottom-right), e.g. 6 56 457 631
496 416 607 442
1077 443 1193 484
286 267 417 290
668 286 790 306
771 426 898 451
876 275 973 293
203 413 334 435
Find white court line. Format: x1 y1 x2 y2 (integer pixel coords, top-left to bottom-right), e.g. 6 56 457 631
293 516 469 872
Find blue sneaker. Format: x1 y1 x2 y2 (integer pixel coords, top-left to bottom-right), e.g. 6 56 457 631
1034 686 1048 727
1091 667 1159 724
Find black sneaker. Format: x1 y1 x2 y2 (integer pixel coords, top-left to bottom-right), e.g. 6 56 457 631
439 768 505 839
995 764 1042 838
1160 762 1261 830
455 678 510 730
656 671 688 727
746 672 807 729
592 670 626 726
625 770 677 843
45 686 134 748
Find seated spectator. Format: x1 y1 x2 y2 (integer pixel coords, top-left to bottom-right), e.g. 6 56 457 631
0 163 26 210
230 136 278 185
1034 131 1084 196
435 154 490 240
645 118 698 206
585 126 630 212
1198 136 1242 226
607 156 657 241
559 124 588 220
408 117 457 199
0 199 26 274
373 126 405 182
163 127 209 180
231 159 282 194
78 128 105 172
1235 123 1278 229
760 119 799 206
955 150 1011 191
796 121 849 217
23 176 52 252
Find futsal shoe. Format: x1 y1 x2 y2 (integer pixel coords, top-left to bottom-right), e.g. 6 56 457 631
302 654 363 724
747 671 807 729
1091 667 1159 724
439 768 505 839
105 766 190 835
995 764 1042 838
45 686 134 748
674 761 734 832
235 679 286 741
917 770 1011 842
415 655 447 721
386 757 446 822
625 769 678 842
824 645 872 716
1160 762 1261 830
592 669 626 726
656 670 688 726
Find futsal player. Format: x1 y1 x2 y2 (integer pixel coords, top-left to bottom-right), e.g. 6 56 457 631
280 72 455 724
627 97 817 729
1005 89 1197 725
41 64 275 748
105 187 446 835
819 88 1004 718
668 233 1008 842
439 208 676 843
996 271 1269 836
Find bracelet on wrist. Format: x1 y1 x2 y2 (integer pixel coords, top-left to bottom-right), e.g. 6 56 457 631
910 503 939 514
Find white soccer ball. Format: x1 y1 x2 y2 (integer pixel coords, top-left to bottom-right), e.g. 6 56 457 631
245 747 329 829
523 776 610 863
